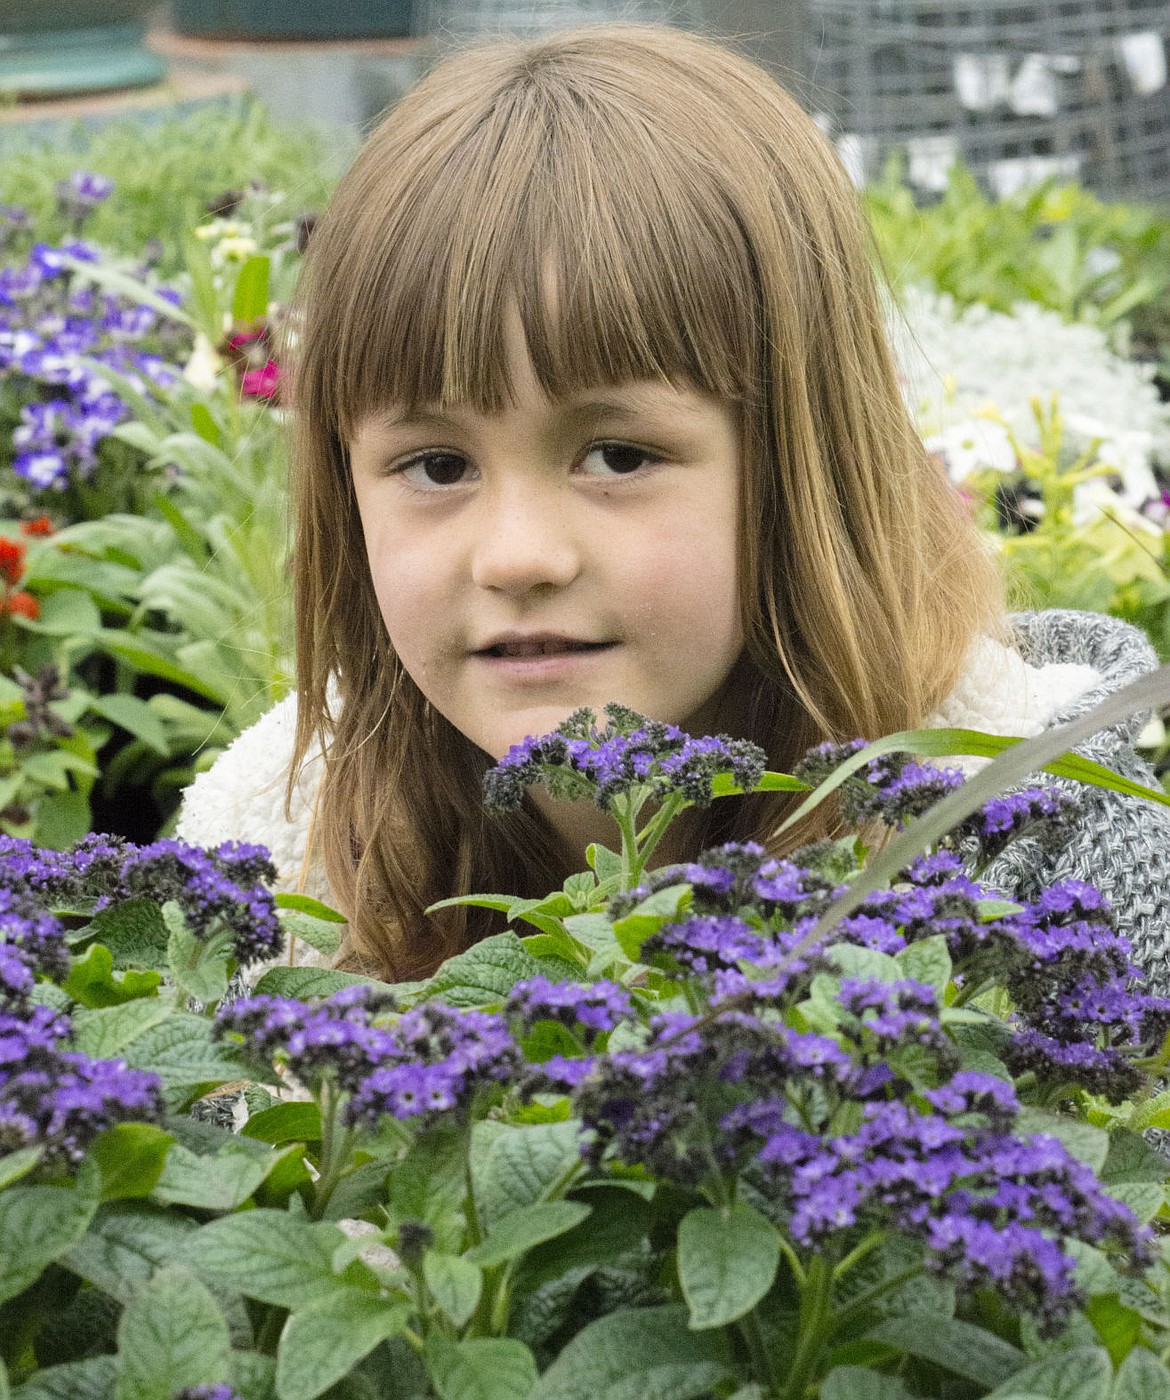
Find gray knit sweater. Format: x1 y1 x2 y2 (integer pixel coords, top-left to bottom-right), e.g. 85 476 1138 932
981 610 1170 994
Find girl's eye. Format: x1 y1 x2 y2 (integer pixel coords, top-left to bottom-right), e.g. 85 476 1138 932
397 452 473 488
580 442 659 476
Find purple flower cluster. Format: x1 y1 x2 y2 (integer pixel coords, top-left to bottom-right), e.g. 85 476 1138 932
505 975 632 1046
483 705 765 813
0 1003 164 1166
174 1387 242 1400
0 194 188 499
216 985 520 1125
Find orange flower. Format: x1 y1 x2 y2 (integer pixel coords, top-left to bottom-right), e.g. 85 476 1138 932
4 591 39 621
0 537 26 587
19 516 54 537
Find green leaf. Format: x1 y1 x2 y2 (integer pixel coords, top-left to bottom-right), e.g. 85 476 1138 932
228 1352 276 1400
893 935 952 992
528 1304 731 1400
241 1101 323 1145
152 1140 295 1211
1112 1348 1170 1400
11 1357 117 1400
1084 1293 1141 1368
0 1169 99 1304
87 695 170 755
115 1265 230 1400
467 1200 591 1269
388 1121 468 1252
867 1314 1025 1387
25 589 102 637
63 943 161 1009
820 1370 912 1400
586 843 622 883
426 1337 538 1400
423 934 540 1008
190 402 223 448
1101 1130 1168 1184
424 1253 483 1330
70 998 171 1058
477 1120 584 1229
252 966 383 1000
1015 1111 1110 1174
275 1293 410 1400
121 1013 265 1092
79 901 170 972
34 789 94 852
275 893 346 922
677 1203 780 1329
90 1124 174 1201
987 1346 1113 1399
232 255 271 322
0 1145 44 1190
183 1212 375 1310
611 885 691 960
166 902 234 1004
278 910 343 959
62 1200 197 1303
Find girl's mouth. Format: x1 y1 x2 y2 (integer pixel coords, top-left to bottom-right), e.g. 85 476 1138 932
477 637 613 659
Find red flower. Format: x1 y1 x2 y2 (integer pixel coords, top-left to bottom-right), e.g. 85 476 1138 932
0 538 26 587
4 591 39 621
241 359 281 401
19 516 54 537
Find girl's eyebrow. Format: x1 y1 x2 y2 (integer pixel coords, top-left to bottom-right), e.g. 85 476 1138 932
368 390 699 434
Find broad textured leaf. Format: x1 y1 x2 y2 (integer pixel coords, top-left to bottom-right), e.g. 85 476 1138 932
228 1353 276 1400
1113 1348 1170 1399
88 695 169 755
70 999 171 1059
276 1293 410 1400
80 902 170 973
278 911 343 959
426 1337 537 1400
166 909 233 1004
89 1124 173 1201
63 1201 197 1302
274 893 346 922
529 1305 731 1400
115 1266 229 1400
677 1203 780 1329
63 944 161 1008
893 935 952 992
253 966 383 999
821 1370 912 1400
11 1357 117 1400
0 1145 44 1190
0 1169 99 1304
987 1346 1112 1399
477 1120 584 1228
1101 1131 1168 1184
423 934 540 1007
153 1140 295 1211
388 1120 468 1251
183 1212 376 1309
467 1200 591 1269
867 1314 1024 1387
120 1013 269 1090
424 1252 483 1329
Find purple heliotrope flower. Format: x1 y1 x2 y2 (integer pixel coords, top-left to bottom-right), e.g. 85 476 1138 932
483 704 765 813
506 975 632 1043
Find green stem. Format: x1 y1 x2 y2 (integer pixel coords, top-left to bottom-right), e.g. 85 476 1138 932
777 1234 806 1289
464 1134 483 1248
832 1231 885 1281
634 791 687 872
832 1265 924 1333
782 1252 833 1400
309 1078 353 1220
613 800 641 892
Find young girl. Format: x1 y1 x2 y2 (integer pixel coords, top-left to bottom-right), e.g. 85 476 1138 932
177 22 1170 987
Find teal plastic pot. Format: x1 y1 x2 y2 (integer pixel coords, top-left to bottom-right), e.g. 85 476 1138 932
172 0 413 39
0 0 165 97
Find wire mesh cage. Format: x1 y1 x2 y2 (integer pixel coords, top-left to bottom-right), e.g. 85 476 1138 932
807 0 1170 199
416 0 702 46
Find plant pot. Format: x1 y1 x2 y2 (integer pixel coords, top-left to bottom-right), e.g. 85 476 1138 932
0 0 166 98
172 0 413 40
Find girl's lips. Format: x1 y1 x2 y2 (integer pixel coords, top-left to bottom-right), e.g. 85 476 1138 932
471 640 616 680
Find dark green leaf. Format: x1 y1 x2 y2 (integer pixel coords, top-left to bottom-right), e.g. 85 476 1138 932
89 1124 173 1201
70 1000 171 1059
867 1314 1025 1387
153 1140 299 1212
677 1203 780 1329
166 907 233 1005
987 1345 1112 1398
11 1357 117 1400
62 1202 197 1303
0 1168 99 1304
425 1337 537 1400
423 934 540 1008
1102 1131 1168 1184
276 1293 410 1400
424 1253 483 1329
121 1013 270 1092
114 1266 229 1400
87 696 169 756
477 1121 584 1229
79 902 170 973
278 912 343 959
820 1370 912 1400
252 967 383 1000
1112 1348 1170 1400
228 1353 275 1400
241 1102 322 1145
1015 1111 1110 1174
893 935 952 992
527 1304 731 1400
466 1200 591 1269
183 1212 376 1310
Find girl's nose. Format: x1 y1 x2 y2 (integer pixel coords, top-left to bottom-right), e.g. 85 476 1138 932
469 484 581 596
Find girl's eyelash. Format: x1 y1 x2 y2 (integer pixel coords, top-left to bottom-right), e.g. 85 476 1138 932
389 441 664 479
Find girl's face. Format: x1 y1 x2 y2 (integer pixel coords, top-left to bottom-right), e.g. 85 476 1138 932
348 312 745 761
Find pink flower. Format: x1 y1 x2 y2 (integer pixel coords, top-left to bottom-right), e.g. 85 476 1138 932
241 359 280 401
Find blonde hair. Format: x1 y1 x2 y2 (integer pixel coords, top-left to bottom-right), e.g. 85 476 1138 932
289 22 1005 980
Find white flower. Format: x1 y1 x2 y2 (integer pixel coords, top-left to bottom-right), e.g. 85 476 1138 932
182 332 223 391
211 235 259 268
1071 478 1162 534
923 417 1018 481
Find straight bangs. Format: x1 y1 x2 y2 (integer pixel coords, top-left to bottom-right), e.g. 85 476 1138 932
298 41 766 447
